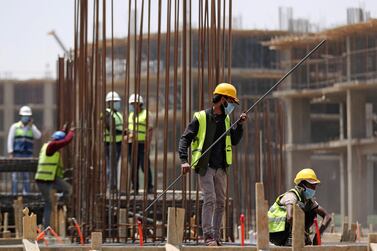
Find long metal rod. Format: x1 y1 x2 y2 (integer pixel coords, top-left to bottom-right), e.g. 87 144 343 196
144 39 326 212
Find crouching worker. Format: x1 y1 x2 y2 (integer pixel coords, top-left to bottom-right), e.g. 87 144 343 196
268 168 332 246
35 125 75 228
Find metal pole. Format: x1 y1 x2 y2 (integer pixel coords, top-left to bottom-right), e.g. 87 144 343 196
144 39 326 213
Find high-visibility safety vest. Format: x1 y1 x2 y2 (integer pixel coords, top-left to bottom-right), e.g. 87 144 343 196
268 188 303 233
104 108 123 143
128 109 147 142
191 110 232 169
35 143 63 181
13 122 34 154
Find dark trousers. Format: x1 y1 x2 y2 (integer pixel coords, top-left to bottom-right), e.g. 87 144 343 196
105 142 122 190
128 142 153 191
36 178 72 228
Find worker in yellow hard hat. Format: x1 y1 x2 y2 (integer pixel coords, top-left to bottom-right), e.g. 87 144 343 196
268 168 332 246
178 83 247 246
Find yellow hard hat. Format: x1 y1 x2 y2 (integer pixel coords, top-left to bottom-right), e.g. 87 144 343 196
213 83 239 104
294 168 320 185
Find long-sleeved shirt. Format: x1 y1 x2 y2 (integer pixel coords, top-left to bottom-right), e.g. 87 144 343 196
7 122 42 154
178 108 243 171
46 130 75 156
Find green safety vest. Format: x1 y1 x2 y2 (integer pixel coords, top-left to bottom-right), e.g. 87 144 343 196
268 188 303 233
13 122 34 154
35 143 63 181
191 110 232 169
128 109 147 142
104 108 123 143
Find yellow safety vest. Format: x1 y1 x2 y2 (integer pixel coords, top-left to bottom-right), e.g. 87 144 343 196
191 110 232 169
128 109 147 141
104 108 123 143
268 188 303 233
35 143 63 181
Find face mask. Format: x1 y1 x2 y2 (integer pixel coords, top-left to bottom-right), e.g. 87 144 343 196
223 101 236 115
303 187 316 199
113 102 121 111
21 116 30 124
129 105 135 113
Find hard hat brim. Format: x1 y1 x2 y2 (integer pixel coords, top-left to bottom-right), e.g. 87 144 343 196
306 179 320 184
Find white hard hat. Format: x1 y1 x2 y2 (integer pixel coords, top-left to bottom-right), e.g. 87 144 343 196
128 93 144 104
106 91 121 102
19 106 32 116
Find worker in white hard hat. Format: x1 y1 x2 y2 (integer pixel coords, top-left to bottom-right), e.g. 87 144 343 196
268 168 332 246
104 91 123 192
7 105 42 195
127 93 154 194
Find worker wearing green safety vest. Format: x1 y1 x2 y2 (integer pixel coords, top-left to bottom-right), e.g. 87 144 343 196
7 105 42 194
179 83 248 246
104 91 123 192
268 168 332 246
35 125 75 228
126 93 154 195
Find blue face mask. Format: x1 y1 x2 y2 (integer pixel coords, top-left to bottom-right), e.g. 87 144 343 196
129 105 135 113
223 102 236 115
113 102 121 111
21 116 30 124
303 187 316 199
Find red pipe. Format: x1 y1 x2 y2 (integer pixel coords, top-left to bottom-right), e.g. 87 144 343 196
314 217 321 245
137 220 144 246
240 214 245 246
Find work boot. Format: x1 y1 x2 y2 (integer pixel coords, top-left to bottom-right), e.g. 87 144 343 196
204 233 218 246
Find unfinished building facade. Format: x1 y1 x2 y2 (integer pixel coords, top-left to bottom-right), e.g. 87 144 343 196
266 19 377 226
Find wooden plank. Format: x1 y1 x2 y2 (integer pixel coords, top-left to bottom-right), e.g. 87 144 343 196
22 208 37 240
255 182 269 250
22 239 40 251
340 222 349 242
2 212 11 238
118 209 127 239
90 231 102 251
369 233 377 251
166 207 185 246
13 197 24 238
165 243 180 251
292 204 304 251
58 206 67 238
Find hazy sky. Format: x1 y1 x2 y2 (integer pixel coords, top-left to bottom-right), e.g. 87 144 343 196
0 0 376 80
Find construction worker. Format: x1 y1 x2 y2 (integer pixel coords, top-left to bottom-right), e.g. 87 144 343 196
179 83 247 246
35 124 75 228
104 91 123 191
268 168 332 246
7 106 42 195
127 93 154 194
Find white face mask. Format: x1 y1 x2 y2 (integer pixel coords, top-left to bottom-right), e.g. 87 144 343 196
113 102 121 111
224 103 235 115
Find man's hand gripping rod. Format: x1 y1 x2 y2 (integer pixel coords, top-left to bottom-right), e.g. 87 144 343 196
144 40 326 213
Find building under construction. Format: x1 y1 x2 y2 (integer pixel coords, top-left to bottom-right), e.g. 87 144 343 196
1 1 377 250
265 19 377 227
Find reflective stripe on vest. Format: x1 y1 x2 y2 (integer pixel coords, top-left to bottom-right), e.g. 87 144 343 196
35 143 62 181
104 108 124 142
13 122 34 154
268 188 302 233
190 110 232 169
128 109 147 141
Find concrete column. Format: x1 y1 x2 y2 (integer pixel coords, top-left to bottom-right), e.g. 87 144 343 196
43 82 55 131
339 152 347 220
346 36 351 82
285 97 311 187
346 90 367 224
339 102 345 140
